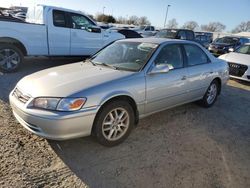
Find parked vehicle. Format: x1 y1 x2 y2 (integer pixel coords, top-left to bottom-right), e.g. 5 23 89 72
155 29 195 41
132 25 156 37
208 36 249 56
0 5 126 72
10 38 229 146
219 43 250 82
195 32 213 42
195 34 211 48
108 28 142 38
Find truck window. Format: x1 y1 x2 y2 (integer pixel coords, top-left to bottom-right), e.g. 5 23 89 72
53 10 66 27
177 31 186 40
70 13 95 30
186 31 194 40
145 26 150 31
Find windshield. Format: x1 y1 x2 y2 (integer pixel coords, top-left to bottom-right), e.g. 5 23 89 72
216 37 239 45
91 41 158 72
155 29 177 39
235 45 250 55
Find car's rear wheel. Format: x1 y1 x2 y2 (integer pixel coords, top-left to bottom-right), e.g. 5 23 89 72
200 80 219 107
0 44 23 72
94 100 135 147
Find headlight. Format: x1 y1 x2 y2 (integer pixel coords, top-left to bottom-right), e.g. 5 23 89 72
32 97 87 111
57 98 87 111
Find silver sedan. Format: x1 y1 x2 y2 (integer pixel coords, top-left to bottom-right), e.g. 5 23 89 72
9 38 229 146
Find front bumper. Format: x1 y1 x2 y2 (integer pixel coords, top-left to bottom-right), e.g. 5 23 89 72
9 91 98 140
228 63 250 82
208 47 227 56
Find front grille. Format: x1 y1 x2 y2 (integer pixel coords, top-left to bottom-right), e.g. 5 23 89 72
228 62 248 77
13 88 30 104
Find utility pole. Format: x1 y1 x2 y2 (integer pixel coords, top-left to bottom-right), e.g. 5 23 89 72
103 6 106 15
163 5 171 28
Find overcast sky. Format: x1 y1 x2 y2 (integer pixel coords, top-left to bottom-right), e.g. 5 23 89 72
1 0 249 31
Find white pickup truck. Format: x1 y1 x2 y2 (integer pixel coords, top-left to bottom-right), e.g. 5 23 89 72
0 5 126 72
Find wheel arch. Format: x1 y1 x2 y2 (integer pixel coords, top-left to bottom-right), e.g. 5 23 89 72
213 77 222 95
0 37 27 56
92 94 139 134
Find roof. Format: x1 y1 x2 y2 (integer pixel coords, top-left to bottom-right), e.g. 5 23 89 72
118 37 196 45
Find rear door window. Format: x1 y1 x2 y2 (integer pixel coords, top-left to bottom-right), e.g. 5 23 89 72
184 44 209 66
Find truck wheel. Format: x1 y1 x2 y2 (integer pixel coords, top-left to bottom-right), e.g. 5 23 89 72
94 100 135 147
0 44 23 72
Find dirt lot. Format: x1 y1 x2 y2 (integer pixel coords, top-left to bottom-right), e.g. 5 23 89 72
0 58 250 188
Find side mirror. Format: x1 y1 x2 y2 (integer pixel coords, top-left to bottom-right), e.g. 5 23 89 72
87 26 102 33
228 48 234 52
149 64 170 74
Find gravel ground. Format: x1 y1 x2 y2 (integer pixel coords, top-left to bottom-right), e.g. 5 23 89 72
0 58 250 188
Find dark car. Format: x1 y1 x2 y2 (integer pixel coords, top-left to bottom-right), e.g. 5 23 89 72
195 34 211 49
155 29 195 41
195 32 213 43
208 36 249 56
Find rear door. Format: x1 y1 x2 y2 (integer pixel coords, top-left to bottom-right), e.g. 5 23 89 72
183 44 214 100
47 9 71 55
69 13 103 56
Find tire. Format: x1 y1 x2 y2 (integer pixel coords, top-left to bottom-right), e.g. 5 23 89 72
93 100 135 147
200 80 219 108
0 44 23 73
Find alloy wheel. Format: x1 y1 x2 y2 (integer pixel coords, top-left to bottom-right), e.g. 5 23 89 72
102 107 130 141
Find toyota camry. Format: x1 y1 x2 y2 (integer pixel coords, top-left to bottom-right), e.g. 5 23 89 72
10 38 229 146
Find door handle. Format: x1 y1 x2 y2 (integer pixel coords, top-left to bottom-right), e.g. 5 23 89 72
181 76 187 80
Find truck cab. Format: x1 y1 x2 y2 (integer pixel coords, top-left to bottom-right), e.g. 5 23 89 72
0 5 125 72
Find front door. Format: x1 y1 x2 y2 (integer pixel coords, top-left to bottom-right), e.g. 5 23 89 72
69 13 103 56
145 44 189 114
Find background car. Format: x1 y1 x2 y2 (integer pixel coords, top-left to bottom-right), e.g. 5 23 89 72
132 25 157 37
195 32 213 43
219 43 250 82
155 29 195 41
208 36 249 56
10 38 229 146
195 34 211 48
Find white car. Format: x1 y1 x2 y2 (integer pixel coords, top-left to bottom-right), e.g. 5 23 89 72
219 44 250 82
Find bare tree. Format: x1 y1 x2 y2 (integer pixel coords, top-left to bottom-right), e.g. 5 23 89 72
200 22 226 32
116 16 127 24
166 18 178 29
127 15 139 25
232 21 250 33
182 21 199 31
138 16 151 25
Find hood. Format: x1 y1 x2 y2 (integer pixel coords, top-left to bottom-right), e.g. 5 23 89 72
219 52 250 65
17 62 133 97
211 42 235 48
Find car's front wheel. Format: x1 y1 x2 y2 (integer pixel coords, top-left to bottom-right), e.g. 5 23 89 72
94 100 135 147
200 80 219 107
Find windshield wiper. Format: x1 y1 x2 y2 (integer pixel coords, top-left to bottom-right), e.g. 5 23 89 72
85 59 96 66
95 62 117 70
